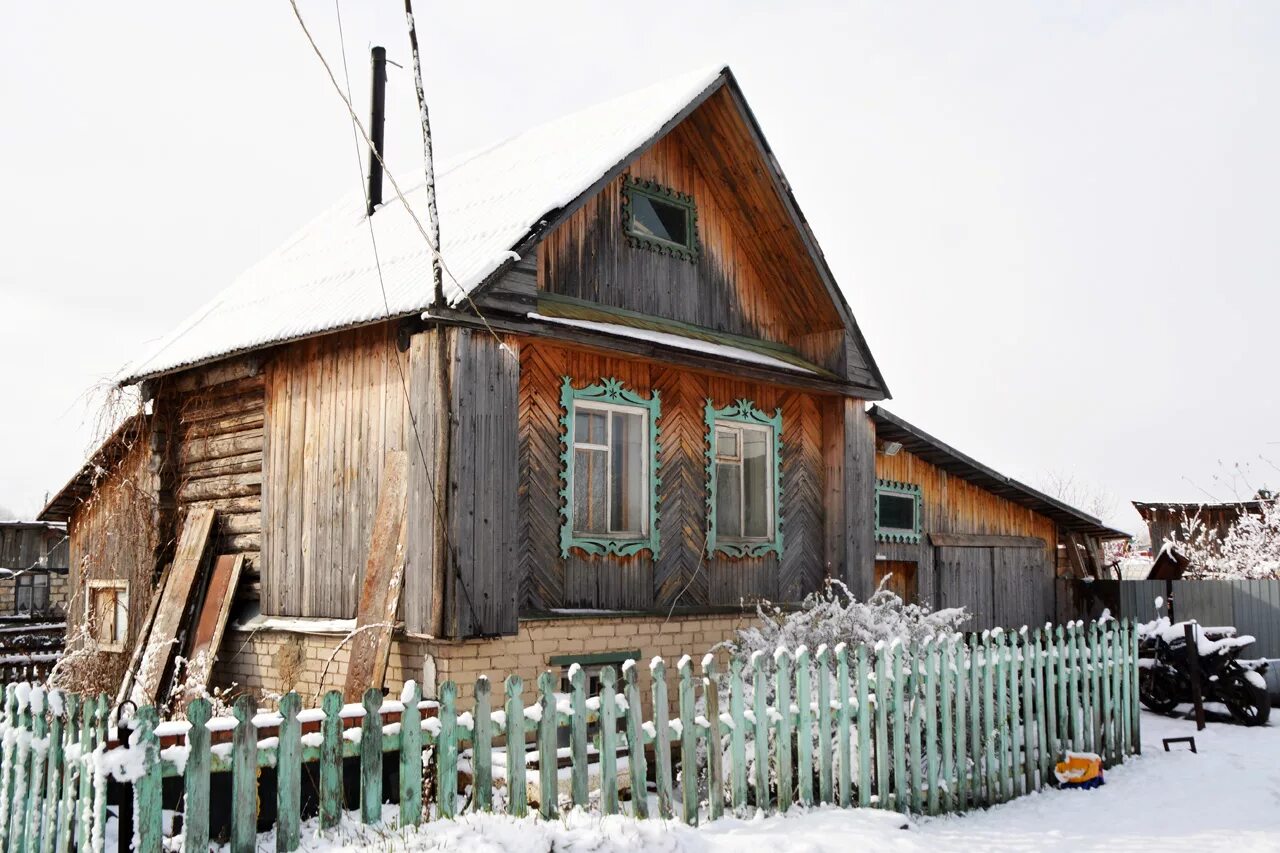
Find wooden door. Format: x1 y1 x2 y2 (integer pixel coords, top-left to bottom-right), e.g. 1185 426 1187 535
875 560 919 603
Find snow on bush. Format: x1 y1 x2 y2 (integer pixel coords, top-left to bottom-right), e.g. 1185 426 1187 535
1169 495 1280 580
719 579 968 696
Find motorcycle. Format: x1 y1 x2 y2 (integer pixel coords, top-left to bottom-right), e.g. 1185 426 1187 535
1138 619 1271 726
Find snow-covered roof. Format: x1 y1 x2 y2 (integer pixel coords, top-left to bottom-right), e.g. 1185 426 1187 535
122 66 728 383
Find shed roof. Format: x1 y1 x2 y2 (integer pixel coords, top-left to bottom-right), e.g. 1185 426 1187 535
868 406 1128 540
38 414 147 523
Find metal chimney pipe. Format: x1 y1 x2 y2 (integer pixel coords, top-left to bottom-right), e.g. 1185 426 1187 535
367 46 387 216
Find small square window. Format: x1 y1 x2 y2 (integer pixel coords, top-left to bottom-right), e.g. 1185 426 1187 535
87 580 129 652
875 480 922 544
622 178 698 262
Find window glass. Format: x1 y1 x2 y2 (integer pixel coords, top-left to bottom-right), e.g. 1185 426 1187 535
629 193 688 247
878 492 917 531
571 402 648 538
742 429 770 538
610 410 644 533
713 421 774 542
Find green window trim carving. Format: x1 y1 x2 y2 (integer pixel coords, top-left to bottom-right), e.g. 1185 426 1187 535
875 479 922 544
560 376 662 558
704 398 784 559
621 176 700 263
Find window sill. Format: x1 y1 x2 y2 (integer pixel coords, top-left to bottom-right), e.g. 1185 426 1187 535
876 530 922 545
562 535 657 558
709 539 783 559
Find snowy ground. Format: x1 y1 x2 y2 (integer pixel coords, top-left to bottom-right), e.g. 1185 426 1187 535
243 711 1280 853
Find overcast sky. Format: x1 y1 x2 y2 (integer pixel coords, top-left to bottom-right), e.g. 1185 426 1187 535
2 2 1277 533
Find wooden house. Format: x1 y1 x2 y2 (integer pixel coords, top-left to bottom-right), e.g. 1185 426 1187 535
37 66 1117 704
0 521 69 618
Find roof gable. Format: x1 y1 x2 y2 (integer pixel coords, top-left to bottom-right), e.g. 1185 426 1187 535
122 65 886 398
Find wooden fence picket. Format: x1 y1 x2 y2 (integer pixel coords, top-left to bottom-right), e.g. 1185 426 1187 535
622 664 648 819
231 696 257 853
360 688 383 824
569 665 588 809
1019 631 1035 794
1034 629 1050 786
41 690 63 853
276 692 301 852
957 638 972 811
54 692 79 853
438 681 459 819
774 650 793 812
183 698 211 853
474 675 494 813
135 706 162 853
750 653 770 813
795 647 814 808
727 658 747 813
924 641 939 815
27 687 47 853
907 643 922 814
854 646 871 809
75 695 94 852
650 660 674 820
873 645 889 809
699 660 721 820
889 643 907 814
939 639 953 813
597 666 621 816
677 657 698 825
400 681 424 826
815 647 834 805
319 691 343 829
92 694 108 853
504 676 527 818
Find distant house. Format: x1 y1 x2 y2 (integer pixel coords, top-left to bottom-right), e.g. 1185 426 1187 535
0 521 69 617
39 66 1120 705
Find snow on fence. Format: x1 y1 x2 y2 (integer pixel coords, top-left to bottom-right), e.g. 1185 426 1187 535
0 619 1139 853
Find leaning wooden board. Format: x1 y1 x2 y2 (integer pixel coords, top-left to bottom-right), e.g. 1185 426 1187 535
342 451 409 702
115 561 173 713
129 506 216 708
181 553 244 704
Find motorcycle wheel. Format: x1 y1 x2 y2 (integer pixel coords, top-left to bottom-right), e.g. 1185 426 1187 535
1139 669 1180 715
1222 674 1271 727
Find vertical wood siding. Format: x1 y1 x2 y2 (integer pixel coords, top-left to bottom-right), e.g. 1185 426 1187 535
538 89 850 377
517 339 829 613
261 325 414 619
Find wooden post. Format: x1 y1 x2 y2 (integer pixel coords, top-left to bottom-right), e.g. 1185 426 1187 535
231 696 257 853
319 691 343 829
135 706 162 853
537 672 557 820
599 667 621 816
503 676 527 818
728 658 748 813
677 657 698 824
399 681 424 826
183 698 211 853
815 647 834 805
651 660 674 820
276 693 301 852
438 681 458 818
702 659 724 821
569 665 589 809
622 663 648 818
474 676 494 812
360 688 383 824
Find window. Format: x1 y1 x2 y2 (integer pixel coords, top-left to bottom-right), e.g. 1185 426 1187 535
14 572 49 615
705 400 783 558
87 580 129 652
622 177 699 262
875 480 922 543
560 377 661 557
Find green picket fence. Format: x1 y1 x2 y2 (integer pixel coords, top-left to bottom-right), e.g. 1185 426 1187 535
0 619 1139 852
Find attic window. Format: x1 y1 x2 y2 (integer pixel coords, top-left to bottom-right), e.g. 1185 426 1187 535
622 177 698 262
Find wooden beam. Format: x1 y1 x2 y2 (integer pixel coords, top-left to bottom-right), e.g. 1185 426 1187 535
181 554 245 704
128 506 216 708
928 533 1047 549
343 451 410 702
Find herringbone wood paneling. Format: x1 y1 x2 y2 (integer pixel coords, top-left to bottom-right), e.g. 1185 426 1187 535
653 365 708 609
780 391 825 601
518 344 567 611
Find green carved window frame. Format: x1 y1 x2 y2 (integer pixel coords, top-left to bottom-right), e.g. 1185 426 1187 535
875 479 922 544
621 176 700 263
704 399 783 559
560 377 661 558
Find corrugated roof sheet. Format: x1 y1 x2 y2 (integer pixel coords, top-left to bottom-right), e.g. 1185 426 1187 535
122 65 727 383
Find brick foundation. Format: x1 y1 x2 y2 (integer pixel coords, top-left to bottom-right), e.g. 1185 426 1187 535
212 612 754 710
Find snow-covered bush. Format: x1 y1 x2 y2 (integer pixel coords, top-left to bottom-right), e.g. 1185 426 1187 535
1171 496 1280 580
718 579 968 694
698 579 968 809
